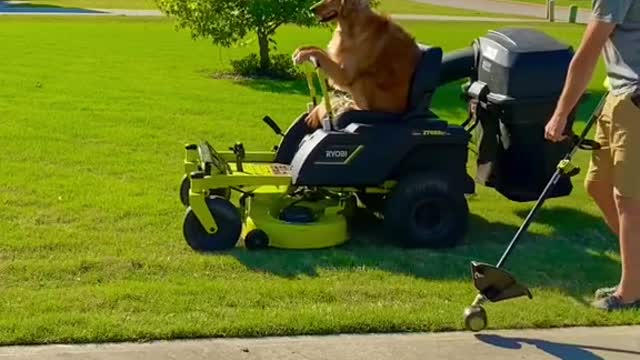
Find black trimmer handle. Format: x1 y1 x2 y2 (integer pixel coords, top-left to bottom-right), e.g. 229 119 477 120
575 137 601 151
494 91 609 269
263 116 283 136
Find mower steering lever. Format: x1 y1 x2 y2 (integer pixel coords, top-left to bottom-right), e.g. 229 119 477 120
229 142 246 173
297 56 334 126
263 116 284 137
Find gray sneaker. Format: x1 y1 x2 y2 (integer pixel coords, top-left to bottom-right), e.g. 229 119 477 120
591 295 640 311
594 286 618 300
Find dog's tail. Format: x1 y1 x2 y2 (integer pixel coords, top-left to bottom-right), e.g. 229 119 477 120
329 92 355 116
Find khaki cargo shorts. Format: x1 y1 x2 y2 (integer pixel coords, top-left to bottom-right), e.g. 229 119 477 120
585 91 640 199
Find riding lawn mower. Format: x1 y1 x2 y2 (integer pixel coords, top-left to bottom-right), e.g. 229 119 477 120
179 28 602 331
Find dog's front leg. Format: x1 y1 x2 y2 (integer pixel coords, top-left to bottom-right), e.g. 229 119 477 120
305 104 326 130
293 49 353 89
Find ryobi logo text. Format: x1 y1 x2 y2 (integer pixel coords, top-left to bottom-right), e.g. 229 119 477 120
315 145 364 165
325 150 350 158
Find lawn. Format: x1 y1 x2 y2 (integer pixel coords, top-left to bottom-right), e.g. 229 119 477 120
2 0 157 9
3 0 527 17
0 16 636 346
512 0 592 8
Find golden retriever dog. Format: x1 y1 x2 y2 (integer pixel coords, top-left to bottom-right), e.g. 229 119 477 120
293 0 422 130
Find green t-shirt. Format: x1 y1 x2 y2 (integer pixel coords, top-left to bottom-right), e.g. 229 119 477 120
592 0 640 95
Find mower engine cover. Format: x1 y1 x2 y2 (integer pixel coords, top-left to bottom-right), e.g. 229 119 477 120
463 28 577 202
287 119 472 193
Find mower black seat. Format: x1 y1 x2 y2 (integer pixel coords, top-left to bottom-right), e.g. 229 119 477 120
332 108 445 130
330 44 444 131
408 44 443 112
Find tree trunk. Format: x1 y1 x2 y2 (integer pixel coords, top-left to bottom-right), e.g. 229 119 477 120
257 30 270 72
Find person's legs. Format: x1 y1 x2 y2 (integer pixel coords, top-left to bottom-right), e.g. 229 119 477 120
585 93 619 236
585 179 619 236
586 178 621 299
591 94 640 310
584 94 623 299
613 192 640 302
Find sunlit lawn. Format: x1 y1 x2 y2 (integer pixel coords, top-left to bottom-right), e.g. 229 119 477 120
0 16 634 346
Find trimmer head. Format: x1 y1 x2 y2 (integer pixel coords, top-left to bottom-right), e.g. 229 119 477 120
471 261 532 303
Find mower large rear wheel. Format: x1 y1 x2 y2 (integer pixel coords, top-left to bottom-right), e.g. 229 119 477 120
183 196 242 252
384 173 468 249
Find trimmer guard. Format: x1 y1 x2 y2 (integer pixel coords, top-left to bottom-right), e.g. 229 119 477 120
471 261 532 302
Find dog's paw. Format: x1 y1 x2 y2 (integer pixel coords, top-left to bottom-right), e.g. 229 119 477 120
293 49 316 65
293 47 326 64
295 46 321 52
305 107 325 129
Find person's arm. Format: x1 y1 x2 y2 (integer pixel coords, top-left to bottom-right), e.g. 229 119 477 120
545 20 616 142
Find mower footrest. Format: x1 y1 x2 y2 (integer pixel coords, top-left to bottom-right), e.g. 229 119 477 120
470 261 532 303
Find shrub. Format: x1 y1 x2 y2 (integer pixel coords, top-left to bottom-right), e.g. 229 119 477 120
230 53 303 80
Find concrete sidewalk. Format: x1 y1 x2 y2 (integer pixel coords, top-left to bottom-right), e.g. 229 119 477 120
0 0 577 22
0 5 542 22
1 326 639 360
415 0 592 23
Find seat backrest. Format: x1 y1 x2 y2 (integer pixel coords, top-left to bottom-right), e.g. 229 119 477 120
407 45 443 112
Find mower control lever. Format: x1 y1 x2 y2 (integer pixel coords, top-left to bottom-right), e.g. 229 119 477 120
263 116 283 137
229 142 246 173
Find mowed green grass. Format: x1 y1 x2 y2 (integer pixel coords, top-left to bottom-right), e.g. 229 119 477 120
513 0 592 8
0 17 636 346
7 0 526 17
3 0 157 9
376 0 522 16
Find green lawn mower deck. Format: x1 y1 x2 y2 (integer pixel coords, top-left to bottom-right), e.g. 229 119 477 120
180 141 355 251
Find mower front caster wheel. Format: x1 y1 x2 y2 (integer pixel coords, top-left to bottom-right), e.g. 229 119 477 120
245 229 270 250
183 196 242 252
463 306 487 332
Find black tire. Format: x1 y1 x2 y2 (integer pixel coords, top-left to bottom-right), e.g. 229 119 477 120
384 173 469 249
180 176 231 208
183 196 242 252
180 175 191 207
211 187 232 200
245 229 270 250
358 193 386 215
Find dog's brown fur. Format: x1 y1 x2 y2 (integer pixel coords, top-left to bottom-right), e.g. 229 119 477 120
294 0 421 129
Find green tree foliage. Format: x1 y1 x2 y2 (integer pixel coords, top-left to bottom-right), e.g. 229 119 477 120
155 0 322 71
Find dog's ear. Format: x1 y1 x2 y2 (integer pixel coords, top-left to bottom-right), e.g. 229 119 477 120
340 0 366 15
339 0 349 16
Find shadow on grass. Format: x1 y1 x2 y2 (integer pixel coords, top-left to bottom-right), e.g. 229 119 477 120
232 202 619 305
2 2 104 13
234 78 310 97
574 90 608 124
227 83 615 301
475 334 640 360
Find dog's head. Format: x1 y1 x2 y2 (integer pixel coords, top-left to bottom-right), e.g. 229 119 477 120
310 0 370 23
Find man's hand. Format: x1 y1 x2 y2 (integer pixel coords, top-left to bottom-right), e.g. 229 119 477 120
546 19 615 142
545 114 568 142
